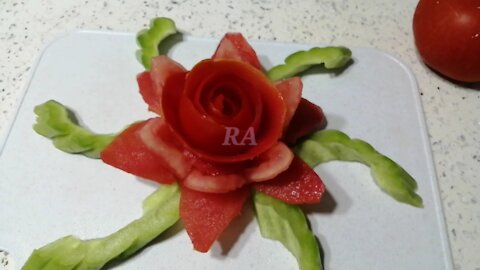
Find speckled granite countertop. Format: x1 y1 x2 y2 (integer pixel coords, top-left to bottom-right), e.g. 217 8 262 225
0 0 479 269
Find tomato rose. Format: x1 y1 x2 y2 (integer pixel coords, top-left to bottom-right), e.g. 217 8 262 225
101 33 326 252
162 59 286 162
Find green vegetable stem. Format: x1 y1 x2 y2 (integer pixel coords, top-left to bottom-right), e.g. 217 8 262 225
267 46 352 81
295 130 423 207
136 17 178 70
254 191 323 270
22 183 181 270
33 100 117 159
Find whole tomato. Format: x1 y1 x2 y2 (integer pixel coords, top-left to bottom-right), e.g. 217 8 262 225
413 0 480 82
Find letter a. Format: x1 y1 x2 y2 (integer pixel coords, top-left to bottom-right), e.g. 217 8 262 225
240 127 257 146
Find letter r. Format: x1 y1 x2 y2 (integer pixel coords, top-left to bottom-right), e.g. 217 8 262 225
222 127 240 145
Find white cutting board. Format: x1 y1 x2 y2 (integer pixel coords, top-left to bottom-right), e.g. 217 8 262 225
0 31 453 270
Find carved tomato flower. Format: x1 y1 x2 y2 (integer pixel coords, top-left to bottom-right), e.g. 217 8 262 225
101 33 326 252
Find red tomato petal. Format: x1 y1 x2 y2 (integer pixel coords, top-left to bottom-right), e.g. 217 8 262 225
139 56 186 115
186 152 249 175
178 91 243 156
275 77 303 130
244 142 294 182
213 33 262 70
284 98 327 144
137 72 160 114
183 169 247 193
180 186 250 252
137 117 193 179
182 154 249 193
100 120 176 184
187 62 265 132
177 71 263 158
192 75 260 128
254 155 325 204
161 71 187 123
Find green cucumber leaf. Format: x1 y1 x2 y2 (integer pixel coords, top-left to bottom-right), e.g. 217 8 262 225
22 183 181 270
267 46 352 81
136 17 178 70
253 191 322 270
295 130 423 207
33 100 117 159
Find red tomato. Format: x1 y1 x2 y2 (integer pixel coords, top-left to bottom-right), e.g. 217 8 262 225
183 168 247 193
137 71 158 113
244 142 294 182
213 33 262 69
138 57 186 116
180 186 250 252
162 59 286 163
275 77 303 130
413 0 480 82
254 155 325 204
100 120 177 184
101 117 193 183
284 98 327 144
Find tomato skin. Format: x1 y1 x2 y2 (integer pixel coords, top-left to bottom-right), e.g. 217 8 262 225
284 98 326 144
275 77 303 130
137 72 158 113
413 0 480 82
138 57 186 116
162 59 286 163
244 142 294 182
100 120 177 184
180 186 250 252
254 155 325 204
213 33 262 69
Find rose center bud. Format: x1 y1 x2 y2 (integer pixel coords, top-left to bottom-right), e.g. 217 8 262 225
211 87 241 117
162 59 286 163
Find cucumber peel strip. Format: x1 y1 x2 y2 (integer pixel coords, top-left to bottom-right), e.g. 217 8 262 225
22 183 181 270
136 17 178 70
253 191 322 270
267 46 352 81
33 100 117 159
295 130 423 207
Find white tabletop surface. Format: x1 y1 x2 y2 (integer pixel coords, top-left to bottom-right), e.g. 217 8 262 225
0 1 478 269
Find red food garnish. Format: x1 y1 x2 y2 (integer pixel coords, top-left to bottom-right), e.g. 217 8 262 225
275 77 302 129
245 142 294 182
102 33 327 252
284 98 327 144
254 155 325 204
183 168 247 193
163 59 286 163
101 120 176 184
213 33 262 70
180 185 250 252
138 56 186 115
